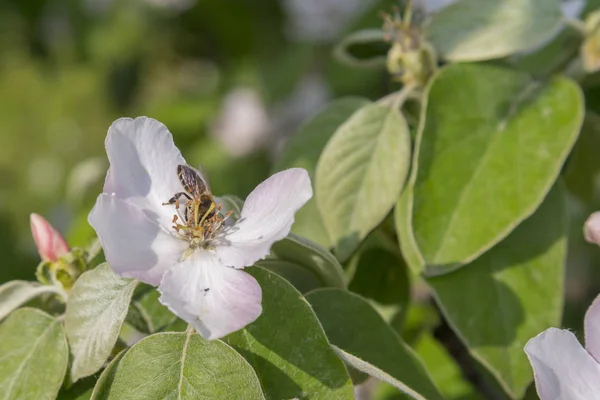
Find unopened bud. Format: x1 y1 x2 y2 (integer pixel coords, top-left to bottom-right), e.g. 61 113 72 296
584 211 600 245
387 41 437 86
382 3 437 87
30 213 69 262
582 10 600 73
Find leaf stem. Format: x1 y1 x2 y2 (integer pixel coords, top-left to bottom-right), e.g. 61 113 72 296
378 83 419 110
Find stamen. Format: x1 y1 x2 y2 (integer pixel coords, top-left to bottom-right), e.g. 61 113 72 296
163 198 228 249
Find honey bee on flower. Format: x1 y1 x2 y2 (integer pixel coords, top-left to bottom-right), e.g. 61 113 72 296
89 117 312 339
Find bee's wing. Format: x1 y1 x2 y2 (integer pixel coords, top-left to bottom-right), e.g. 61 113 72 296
192 163 212 192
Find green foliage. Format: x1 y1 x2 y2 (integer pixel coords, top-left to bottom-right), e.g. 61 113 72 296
565 112 600 204
65 264 138 382
271 233 347 289
307 289 444 400
225 268 354 400
398 63 583 274
126 285 179 334
95 332 265 399
1 1 596 398
90 351 126 400
255 259 322 293
316 102 411 261
0 309 68 400
0 280 61 321
274 97 371 247
428 184 567 398
426 0 564 61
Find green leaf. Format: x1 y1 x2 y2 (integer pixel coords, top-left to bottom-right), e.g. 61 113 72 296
57 376 96 400
316 102 411 261
225 268 354 400
0 280 61 321
427 183 567 398
399 63 582 274
372 334 482 400
306 289 443 400
90 350 125 400
348 247 409 306
506 27 582 77
0 308 68 400
127 286 178 334
414 334 481 400
271 233 346 289
333 29 388 68
97 331 265 399
426 0 564 61
274 97 371 247
348 246 411 332
256 259 322 293
65 263 139 382
564 112 600 204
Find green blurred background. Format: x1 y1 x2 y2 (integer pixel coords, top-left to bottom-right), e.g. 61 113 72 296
6 0 600 398
0 0 397 283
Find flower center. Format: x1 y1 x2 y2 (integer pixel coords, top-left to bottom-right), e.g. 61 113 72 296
164 198 232 250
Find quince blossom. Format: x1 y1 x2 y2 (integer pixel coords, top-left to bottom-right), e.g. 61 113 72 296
88 117 312 339
30 213 69 262
525 294 600 399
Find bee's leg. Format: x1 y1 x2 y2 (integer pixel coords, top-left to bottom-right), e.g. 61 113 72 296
194 201 200 226
199 201 216 226
162 192 192 207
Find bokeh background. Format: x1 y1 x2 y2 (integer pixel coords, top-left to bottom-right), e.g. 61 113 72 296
3 1 600 397
0 0 401 283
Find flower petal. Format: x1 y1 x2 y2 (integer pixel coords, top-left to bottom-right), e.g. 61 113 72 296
88 194 186 286
104 117 186 228
524 327 600 400
214 168 312 268
584 211 600 246
158 251 262 340
30 213 69 262
585 294 600 363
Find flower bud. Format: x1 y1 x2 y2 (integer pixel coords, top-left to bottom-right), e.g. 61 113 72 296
382 4 437 87
582 10 600 73
584 211 600 246
30 213 69 262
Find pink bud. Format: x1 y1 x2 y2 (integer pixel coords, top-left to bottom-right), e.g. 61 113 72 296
585 212 600 246
30 213 69 261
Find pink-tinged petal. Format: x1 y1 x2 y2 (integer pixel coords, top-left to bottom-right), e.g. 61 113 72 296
158 251 262 340
585 212 600 246
214 168 312 268
88 194 187 286
30 213 69 262
104 117 186 229
525 328 600 400
585 294 600 363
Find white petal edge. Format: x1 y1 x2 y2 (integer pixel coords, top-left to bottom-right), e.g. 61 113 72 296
214 168 312 269
585 293 600 363
158 251 262 340
88 193 187 286
104 116 187 229
524 327 600 400
584 211 600 246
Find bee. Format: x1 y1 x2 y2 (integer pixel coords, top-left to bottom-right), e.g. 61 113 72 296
163 164 216 228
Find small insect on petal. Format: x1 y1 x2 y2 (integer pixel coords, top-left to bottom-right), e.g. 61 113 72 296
30 213 69 262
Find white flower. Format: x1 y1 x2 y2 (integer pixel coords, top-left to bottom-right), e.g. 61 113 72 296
88 117 312 339
524 294 600 399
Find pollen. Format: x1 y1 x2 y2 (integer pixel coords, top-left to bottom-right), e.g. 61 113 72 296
166 199 232 249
